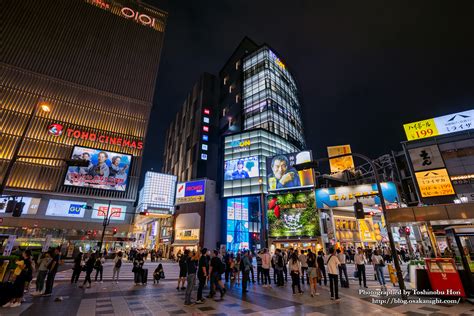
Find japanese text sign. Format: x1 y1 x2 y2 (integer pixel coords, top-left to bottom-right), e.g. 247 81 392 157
408 145 445 171
415 168 455 198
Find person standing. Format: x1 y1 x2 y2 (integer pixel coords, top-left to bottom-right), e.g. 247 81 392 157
196 248 209 304
275 249 285 287
79 252 95 289
317 251 327 286
224 252 232 283
177 250 188 290
282 250 288 282
306 249 320 297
326 248 341 301
133 253 145 286
112 251 123 284
208 250 226 299
336 249 349 288
372 250 387 290
355 247 367 288
249 252 255 283
43 248 60 297
3 250 33 308
288 252 303 295
94 254 105 283
184 251 198 305
233 254 241 286
256 251 263 284
71 252 83 284
259 248 272 287
298 250 308 285
242 251 252 293
35 252 51 294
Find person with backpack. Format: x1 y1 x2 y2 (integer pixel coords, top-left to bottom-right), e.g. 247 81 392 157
177 250 188 290
241 251 252 294
208 249 226 299
326 247 341 301
94 254 105 283
372 249 387 290
112 251 123 284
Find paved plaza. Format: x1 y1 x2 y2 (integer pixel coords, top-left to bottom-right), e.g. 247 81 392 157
2 261 474 316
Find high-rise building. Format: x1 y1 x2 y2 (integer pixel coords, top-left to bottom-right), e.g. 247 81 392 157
162 73 219 182
1 0 167 251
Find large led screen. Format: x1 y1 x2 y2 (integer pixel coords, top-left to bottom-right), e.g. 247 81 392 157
226 197 249 252
266 151 314 191
224 156 259 180
267 192 319 238
64 146 132 191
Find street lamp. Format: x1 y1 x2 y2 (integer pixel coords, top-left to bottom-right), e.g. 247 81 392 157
293 152 407 296
0 100 51 196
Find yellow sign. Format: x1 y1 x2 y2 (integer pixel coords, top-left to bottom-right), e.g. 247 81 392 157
415 168 455 197
403 118 439 141
176 195 205 204
327 145 355 173
358 218 376 242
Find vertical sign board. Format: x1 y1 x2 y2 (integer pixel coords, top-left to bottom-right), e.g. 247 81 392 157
327 145 355 173
415 168 456 198
3 235 16 256
408 145 445 172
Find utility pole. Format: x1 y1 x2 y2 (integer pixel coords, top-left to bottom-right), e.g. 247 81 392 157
98 200 112 254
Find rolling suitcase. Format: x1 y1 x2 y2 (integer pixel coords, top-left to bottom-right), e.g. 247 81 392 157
141 268 148 284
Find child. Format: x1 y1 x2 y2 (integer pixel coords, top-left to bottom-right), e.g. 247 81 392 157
153 264 164 284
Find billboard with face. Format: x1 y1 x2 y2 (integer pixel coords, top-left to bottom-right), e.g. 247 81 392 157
224 156 259 180
266 151 314 191
64 146 132 191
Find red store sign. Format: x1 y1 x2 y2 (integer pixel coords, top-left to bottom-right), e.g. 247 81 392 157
48 123 143 150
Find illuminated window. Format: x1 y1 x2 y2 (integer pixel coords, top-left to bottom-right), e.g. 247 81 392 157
235 94 241 104
224 76 229 85
203 117 210 124
203 126 209 132
202 144 208 151
235 60 241 70
201 153 208 160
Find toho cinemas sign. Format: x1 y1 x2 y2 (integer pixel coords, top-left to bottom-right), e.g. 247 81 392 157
48 123 143 150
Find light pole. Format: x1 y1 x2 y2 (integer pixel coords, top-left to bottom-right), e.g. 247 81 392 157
98 200 113 254
258 177 267 249
0 100 50 196
294 152 407 296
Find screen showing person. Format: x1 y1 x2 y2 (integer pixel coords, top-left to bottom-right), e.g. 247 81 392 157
269 155 301 189
90 151 110 177
224 156 259 180
232 159 249 179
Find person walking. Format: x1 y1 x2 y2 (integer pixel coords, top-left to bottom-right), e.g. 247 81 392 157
242 251 252 294
336 249 349 288
288 251 303 295
79 252 95 289
208 250 226 299
177 250 188 290
43 248 60 297
372 250 387 290
35 252 51 294
326 248 341 301
94 254 105 283
71 252 83 285
355 247 368 288
298 250 309 285
317 251 327 286
196 248 209 304
112 251 123 284
259 248 272 287
306 249 320 296
184 251 198 305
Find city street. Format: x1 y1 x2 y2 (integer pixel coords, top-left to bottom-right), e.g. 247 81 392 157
2 261 474 316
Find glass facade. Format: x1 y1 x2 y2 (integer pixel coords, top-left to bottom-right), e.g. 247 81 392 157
223 129 299 197
242 47 305 149
225 196 261 253
137 172 177 214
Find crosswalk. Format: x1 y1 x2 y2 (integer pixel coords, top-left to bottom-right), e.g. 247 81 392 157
55 260 405 283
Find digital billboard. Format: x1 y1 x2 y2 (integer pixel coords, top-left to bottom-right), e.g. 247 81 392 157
226 197 249 252
327 145 354 173
176 180 206 204
415 168 456 198
91 203 127 221
267 192 319 238
224 156 259 180
266 151 314 191
45 199 87 218
64 146 132 191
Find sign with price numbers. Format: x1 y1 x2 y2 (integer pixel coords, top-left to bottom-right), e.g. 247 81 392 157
415 168 455 198
404 109 473 141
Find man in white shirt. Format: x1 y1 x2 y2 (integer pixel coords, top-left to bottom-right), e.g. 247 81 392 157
259 248 272 287
326 248 341 301
298 250 308 285
336 249 349 288
354 247 368 288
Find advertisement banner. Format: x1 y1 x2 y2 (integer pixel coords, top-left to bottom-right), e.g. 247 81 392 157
64 146 132 191
226 198 249 252
315 182 399 209
415 168 456 197
359 218 377 242
224 156 259 180
175 229 200 241
176 180 206 204
403 110 474 141
0 197 40 215
267 191 319 238
408 145 445 171
3 235 16 256
267 151 314 191
327 145 355 173
46 199 87 218
91 203 126 221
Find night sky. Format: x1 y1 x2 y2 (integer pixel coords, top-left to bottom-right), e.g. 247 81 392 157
142 0 474 174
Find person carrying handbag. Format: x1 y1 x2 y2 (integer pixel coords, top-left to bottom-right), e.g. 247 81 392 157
354 247 368 288
326 248 341 301
372 250 386 290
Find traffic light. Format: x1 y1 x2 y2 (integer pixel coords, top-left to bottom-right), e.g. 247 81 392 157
112 227 118 235
139 211 149 216
354 201 365 219
12 201 25 217
5 200 17 213
405 227 411 236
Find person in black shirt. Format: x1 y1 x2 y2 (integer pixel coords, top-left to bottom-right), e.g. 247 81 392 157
43 248 60 296
177 250 189 290
317 251 327 286
196 248 209 304
184 251 198 305
71 252 83 284
208 250 226 299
